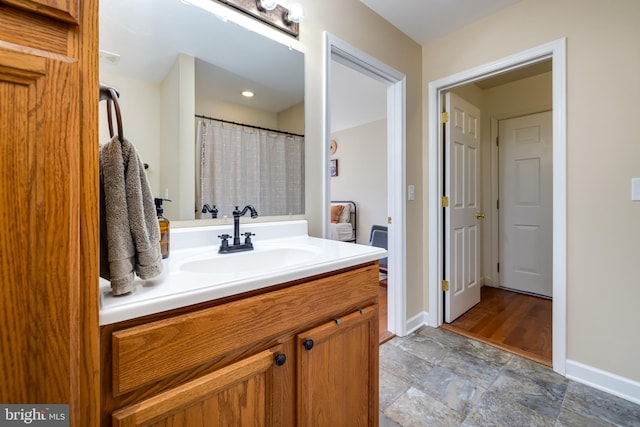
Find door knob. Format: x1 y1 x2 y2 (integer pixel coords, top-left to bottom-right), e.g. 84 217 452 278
475 212 486 219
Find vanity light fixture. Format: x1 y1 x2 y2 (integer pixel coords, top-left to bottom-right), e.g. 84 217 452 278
213 0 302 38
257 1 303 23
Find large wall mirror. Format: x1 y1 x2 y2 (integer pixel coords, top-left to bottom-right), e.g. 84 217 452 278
99 0 305 222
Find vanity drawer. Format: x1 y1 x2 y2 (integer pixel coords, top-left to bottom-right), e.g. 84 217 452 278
111 263 378 395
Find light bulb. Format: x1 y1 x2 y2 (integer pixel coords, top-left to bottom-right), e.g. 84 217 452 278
257 0 278 11
285 2 303 23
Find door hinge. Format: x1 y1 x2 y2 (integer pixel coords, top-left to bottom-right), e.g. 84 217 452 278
497 199 499 210
442 196 449 208
497 262 500 273
496 136 499 146
441 112 449 123
387 216 392 224
442 280 449 292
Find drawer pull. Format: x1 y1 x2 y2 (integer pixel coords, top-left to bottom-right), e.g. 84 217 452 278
274 353 287 366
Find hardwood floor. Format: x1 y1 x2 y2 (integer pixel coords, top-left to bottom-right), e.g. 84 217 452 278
441 286 552 366
378 277 394 344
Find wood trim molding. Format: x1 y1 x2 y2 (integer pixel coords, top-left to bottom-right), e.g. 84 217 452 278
76 0 100 424
427 37 567 375
323 32 408 337
1 0 79 24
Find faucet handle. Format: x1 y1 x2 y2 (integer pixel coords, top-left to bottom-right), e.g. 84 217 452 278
218 234 231 248
243 232 255 244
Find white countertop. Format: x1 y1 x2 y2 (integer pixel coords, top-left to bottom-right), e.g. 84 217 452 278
99 220 386 325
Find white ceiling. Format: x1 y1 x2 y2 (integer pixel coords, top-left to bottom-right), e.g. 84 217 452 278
360 0 524 45
331 61 387 133
332 0 545 132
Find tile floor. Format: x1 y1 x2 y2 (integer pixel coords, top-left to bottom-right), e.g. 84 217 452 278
379 327 640 426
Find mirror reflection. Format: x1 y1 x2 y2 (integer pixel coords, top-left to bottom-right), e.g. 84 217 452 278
99 0 305 221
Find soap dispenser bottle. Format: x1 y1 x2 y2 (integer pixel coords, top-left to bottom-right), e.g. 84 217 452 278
154 198 171 259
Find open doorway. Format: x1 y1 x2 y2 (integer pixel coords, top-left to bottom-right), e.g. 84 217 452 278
329 60 390 341
323 33 408 338
428 39 567 374
439 68 554 365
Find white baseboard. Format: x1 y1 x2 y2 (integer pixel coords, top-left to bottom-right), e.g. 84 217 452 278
404 311 429 335
566 359 640 406
482 276 495 287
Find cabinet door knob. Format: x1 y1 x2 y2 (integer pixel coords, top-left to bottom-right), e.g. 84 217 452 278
274 353 287 366
303 339 314 351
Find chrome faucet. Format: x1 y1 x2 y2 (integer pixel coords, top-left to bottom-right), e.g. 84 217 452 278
218 205 258 253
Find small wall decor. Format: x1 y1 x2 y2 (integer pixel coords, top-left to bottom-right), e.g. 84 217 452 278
330 159 338 177
330 139 338 155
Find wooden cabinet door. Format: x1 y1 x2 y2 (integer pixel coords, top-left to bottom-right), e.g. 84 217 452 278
112 346 287 427
0 0 100 424
1 0 78 23
0 23 80 404
297 306 379 427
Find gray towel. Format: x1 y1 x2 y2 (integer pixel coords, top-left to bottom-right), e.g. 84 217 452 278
100 135 162 295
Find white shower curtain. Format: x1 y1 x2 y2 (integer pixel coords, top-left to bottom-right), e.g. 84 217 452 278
196 120 304 218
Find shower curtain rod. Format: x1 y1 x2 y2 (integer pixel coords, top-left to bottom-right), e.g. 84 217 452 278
195 114 304 138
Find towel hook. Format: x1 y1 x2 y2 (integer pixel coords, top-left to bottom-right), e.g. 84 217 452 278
99 84 124 143
108 88 124 143
99 83 119 101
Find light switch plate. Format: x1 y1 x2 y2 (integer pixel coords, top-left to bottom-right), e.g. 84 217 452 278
632 178 640 201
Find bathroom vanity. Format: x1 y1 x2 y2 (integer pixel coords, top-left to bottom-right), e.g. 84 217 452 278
0 1 387 425
99 221 385 426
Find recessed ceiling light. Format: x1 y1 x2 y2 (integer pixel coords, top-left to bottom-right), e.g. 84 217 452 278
242 91 255 98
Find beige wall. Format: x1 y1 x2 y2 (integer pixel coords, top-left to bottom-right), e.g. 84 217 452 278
330 119 388 245
278 101 305 135
99 72 162 196
297 0 424 320
423 0 640 382
101 56 196 221
195 98 279 129
160 54 195 221
194 98 304 136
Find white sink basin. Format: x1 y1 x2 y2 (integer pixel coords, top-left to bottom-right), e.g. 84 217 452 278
177 246 321 274
100 220 387 325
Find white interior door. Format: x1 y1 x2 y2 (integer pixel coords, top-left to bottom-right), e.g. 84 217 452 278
445 93 482 323
499 111 552 297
